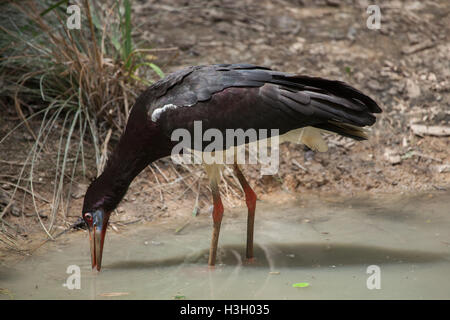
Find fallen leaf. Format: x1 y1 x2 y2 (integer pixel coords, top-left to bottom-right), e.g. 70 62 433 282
292 282 310 288
99 292 130 297
410 124 450 137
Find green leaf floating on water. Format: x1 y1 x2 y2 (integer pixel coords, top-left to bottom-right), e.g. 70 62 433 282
292 282 310 288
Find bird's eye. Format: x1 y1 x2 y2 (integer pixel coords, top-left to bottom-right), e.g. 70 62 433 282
84 213 93 223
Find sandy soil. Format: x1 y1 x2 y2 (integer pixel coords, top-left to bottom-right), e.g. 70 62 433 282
1 0 449 261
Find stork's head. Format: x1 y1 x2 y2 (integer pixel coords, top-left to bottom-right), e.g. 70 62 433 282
82 176 117 271
82 208 110 271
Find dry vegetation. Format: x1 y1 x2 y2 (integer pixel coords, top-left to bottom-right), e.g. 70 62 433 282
0 0 165 253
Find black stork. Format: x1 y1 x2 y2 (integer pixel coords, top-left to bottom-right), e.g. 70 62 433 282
82 63 381 271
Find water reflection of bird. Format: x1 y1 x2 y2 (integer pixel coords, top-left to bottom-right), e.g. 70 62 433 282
82 64 381 271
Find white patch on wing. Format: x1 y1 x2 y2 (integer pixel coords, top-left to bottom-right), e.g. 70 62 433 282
151 104 178 122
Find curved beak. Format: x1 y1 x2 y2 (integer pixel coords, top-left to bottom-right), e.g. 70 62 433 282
89 209 109 271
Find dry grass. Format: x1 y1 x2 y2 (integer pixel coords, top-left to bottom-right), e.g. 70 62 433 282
0 0 165 238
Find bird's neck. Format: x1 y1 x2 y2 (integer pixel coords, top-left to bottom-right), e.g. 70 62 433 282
93 123 171 213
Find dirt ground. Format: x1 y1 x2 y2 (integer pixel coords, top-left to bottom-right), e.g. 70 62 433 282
1 0 449 261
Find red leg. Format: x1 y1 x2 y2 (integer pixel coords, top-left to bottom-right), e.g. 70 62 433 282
208 182 224 266
233 164 257 259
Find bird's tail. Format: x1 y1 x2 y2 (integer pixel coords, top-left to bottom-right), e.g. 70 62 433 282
269 73 381 141
313 120 369 141
281 123 368 153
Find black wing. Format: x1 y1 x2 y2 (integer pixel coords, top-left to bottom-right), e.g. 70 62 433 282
142 64 381 142
146 63 272 110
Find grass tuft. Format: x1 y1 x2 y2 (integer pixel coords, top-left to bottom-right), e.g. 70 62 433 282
0 0 164 235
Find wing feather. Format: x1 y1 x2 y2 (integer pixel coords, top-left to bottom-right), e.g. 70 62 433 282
143 64 381 144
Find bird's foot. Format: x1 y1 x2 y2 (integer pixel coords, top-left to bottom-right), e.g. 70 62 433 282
244 257 256 265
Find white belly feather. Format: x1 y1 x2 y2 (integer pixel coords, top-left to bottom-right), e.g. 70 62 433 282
196 126 328 185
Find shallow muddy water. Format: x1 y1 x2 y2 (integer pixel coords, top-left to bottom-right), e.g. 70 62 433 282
1 191 449 299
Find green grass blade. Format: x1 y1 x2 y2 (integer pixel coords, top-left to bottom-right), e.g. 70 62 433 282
148 62 165 78
122 0 133 69
40 0 69 17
